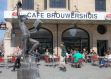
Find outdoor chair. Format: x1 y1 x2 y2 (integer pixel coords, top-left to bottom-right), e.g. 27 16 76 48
0 57 4 63
10 56 16 63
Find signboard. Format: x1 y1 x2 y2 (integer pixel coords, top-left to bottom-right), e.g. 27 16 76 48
4 10 111 20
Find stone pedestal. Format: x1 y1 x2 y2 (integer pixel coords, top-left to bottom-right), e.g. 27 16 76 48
17 63 40 79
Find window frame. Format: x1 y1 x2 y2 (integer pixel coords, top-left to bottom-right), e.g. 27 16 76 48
95 0 106 11
49 0 66 8
44 0 70 10
22 0 34 10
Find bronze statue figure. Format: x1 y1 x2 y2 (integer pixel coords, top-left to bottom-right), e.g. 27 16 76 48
17 1 41 59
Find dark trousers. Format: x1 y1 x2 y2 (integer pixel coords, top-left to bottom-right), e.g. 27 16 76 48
13 58 21 70
99 58 108 66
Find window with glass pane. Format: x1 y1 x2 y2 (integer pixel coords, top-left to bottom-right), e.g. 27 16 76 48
50 0 66 8
95 0 106 11
44 0 47 10
22 0 34 10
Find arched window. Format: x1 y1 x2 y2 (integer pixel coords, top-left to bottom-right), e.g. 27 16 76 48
31 28 53 54
62 28 89 51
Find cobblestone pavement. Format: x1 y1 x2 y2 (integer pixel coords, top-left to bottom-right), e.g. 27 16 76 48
0 63 17 79
0 61 111 79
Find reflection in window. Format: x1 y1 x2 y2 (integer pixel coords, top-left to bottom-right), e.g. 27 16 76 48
22 0 34 10
63 29 88 38
30 28 53 54
95 0 106 11
49 0 66 8
62 28 89 52
31 29 52 38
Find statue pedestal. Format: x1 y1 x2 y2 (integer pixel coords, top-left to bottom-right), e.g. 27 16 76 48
17 63 40 79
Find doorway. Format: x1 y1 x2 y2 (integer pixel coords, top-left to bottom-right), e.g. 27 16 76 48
97 40 108 56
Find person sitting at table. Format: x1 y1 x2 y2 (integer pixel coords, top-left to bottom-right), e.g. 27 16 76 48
81 48 88 62
45 48 50 56
72 49 83 68
91 50 98 65
107 51 111 61
44 48 49 63
99 50 109 67
105 51 111 66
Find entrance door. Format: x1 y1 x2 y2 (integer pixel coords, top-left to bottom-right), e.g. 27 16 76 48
97 40 108 56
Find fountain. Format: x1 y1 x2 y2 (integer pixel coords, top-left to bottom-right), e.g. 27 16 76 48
16 1 41 79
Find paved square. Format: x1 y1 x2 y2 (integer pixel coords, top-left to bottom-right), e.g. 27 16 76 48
0 61 111 79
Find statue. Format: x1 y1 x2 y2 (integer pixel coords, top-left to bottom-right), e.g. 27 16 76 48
16 1 41 61
16 1 41 79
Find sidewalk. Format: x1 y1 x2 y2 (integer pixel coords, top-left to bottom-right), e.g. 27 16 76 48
0 67 17 79
0 61 111 79
39 61 111 79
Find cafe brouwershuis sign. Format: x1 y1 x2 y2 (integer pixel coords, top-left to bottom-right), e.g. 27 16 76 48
4 11 111 20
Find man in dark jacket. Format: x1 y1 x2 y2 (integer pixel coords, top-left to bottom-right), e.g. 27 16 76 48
12 55 21 71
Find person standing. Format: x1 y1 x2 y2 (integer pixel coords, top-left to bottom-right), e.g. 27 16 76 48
12 55 21 71
11 46 22 71
59 44 67 71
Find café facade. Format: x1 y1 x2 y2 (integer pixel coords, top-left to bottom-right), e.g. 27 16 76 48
3 0 111 57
